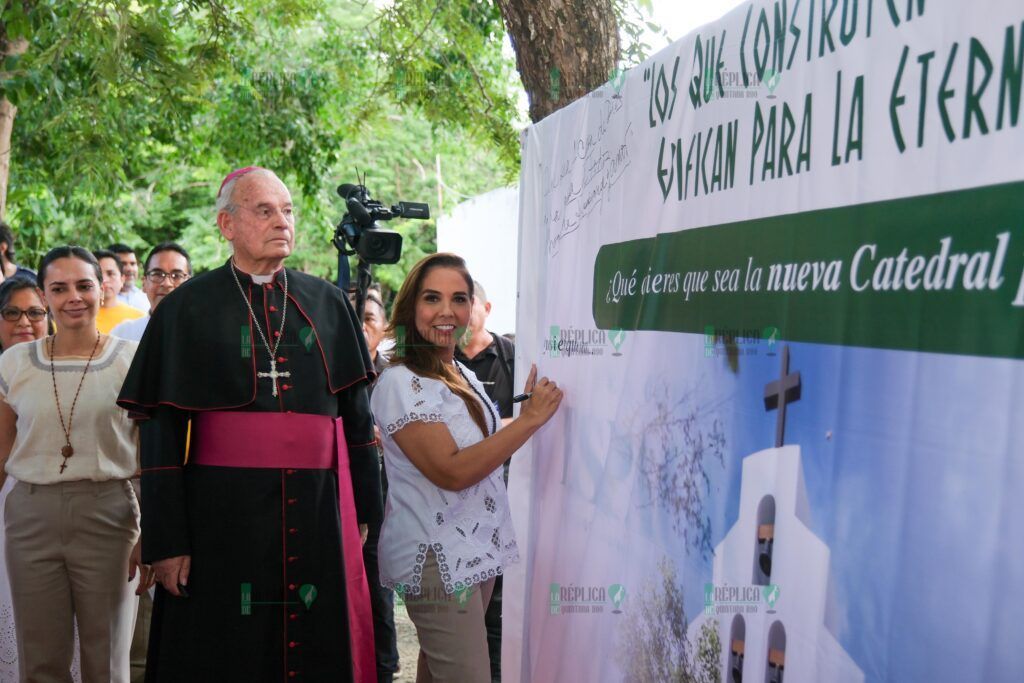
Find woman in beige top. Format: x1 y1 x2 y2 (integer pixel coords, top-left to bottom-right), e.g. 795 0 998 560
0 246 154 683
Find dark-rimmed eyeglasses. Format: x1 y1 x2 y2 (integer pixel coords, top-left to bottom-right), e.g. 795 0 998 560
1 307 47 323
145 270 190 284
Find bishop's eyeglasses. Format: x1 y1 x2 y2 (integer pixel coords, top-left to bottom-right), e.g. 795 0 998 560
1 307 47 322
145 270 191 284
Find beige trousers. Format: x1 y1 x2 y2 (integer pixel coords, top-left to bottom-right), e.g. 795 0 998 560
405 550 496 683
5 479 140 683
129 590 152 683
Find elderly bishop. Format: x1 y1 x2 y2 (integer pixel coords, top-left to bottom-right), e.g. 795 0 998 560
118 167 381 682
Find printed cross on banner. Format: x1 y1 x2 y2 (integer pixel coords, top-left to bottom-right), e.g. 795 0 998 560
763 345 801 447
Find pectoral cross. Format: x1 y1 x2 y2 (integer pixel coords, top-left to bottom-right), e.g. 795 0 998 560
258 360 291 397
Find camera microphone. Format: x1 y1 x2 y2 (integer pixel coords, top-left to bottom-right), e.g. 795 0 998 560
345 197 373 225
337 183 363 200
395 202 430 219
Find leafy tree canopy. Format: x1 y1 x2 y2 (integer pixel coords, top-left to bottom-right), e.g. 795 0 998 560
2 0 659 289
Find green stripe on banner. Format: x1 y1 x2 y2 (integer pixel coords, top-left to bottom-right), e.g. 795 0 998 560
593 182 1024 359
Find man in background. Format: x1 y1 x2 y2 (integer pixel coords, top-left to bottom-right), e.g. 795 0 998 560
114 245 189 680
111 243 192 342
93 249 145 334
454 279 515 683
110 243 150 311
0 222 35 281
456 280 515 422
353 286 400 683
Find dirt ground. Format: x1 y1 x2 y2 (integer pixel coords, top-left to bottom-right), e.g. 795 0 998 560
393 602 420 680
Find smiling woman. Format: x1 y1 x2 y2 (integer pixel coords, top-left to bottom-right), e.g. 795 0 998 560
0 278 49 351
0 245 151 682
370 252 564 682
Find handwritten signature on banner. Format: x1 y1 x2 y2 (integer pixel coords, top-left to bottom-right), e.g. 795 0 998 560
543 96 634 257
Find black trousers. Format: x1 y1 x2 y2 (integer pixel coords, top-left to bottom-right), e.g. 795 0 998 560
485 575 503 682
363 463 399 683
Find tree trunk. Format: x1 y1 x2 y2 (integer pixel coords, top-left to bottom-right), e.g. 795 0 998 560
496 0 620 123
0 36 28 220
0 98 16 220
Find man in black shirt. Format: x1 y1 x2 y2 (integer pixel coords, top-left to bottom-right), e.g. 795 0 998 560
454 280 514 682
356 288 401 683
456 280 515 421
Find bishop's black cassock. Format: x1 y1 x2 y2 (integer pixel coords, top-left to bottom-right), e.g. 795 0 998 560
117 260 382 682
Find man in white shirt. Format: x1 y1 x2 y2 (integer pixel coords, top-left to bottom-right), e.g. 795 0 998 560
110 241 191 680
111 243 192 342
110 243 151 312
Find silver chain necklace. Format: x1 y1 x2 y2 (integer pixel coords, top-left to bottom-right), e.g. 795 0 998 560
230 260 291 397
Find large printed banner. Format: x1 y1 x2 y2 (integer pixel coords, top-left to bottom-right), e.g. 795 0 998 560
506 2 1024 681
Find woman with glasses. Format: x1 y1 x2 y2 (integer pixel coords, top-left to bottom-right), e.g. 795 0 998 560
111 242 192 342
0 278 50 351
0 246 154 682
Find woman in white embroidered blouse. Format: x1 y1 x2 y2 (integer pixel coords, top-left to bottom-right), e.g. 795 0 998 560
371 253 563 683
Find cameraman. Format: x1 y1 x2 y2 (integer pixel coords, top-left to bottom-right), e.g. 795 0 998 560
354 287 401 683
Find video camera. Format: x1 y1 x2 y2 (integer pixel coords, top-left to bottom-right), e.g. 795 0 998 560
333 183 429 264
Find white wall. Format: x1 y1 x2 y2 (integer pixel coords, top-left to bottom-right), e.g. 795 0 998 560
436 186 519 335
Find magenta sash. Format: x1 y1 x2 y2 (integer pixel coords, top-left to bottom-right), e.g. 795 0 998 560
191 411 375 683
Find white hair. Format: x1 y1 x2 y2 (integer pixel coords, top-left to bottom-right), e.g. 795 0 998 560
214 168 281 216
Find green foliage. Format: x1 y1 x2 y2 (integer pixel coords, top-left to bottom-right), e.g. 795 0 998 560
2 0 657 285
3 0 244 263
375 0 521 169
1 0 516 280
613 0 672 66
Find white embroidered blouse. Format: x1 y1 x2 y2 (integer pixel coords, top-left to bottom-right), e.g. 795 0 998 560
370 362 518 595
